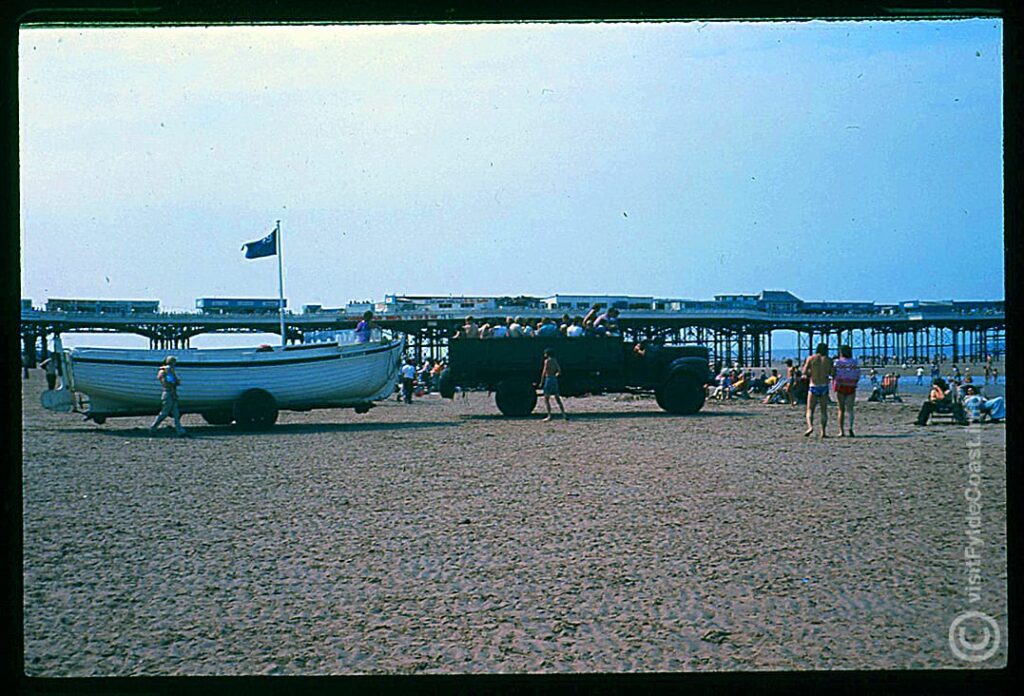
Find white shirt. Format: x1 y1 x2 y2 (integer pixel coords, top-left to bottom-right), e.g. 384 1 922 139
567 325 584 337
401 364 416 379
491 326 508 338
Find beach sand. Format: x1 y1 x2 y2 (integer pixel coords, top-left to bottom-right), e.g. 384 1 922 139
21 376 1007 675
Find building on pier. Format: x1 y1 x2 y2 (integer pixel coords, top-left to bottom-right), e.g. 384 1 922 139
379 294 497 313
540 295 656 311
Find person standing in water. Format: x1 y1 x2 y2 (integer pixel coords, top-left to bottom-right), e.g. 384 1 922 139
801 343 834 438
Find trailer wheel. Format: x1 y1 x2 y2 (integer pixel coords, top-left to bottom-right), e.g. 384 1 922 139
654 389 668 411
92 415 107 425
438 368 456 399
233 389 279 431
657 372 705 415
201 411 234 426
354 403 372 414
495 379 538 417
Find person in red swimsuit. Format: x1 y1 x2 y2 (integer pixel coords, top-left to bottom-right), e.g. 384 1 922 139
832 344 861 437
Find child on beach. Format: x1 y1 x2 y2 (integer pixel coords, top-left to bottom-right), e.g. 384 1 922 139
785 359 798 406
539 348 568 422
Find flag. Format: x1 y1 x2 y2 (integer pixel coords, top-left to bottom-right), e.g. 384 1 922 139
242 230 277 259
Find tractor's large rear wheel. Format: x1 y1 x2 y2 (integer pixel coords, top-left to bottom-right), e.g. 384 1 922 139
438 368 456 399
657 372 705 415
495 379 538 417
233 389 279 431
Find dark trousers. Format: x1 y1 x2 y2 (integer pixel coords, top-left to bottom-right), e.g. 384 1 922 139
46 374 57 390
917 399 964 424
402 378 414 403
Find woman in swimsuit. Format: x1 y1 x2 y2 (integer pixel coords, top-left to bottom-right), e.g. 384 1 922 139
833 344 861 437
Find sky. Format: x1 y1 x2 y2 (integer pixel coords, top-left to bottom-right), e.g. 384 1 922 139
19 19 1004 319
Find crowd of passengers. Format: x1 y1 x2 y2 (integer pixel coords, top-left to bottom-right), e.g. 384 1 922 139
454 305 622 339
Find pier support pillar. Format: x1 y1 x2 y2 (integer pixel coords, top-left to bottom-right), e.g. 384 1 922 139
23 334 37 368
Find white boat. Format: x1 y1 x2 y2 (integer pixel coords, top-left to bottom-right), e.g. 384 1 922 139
41 336 405 429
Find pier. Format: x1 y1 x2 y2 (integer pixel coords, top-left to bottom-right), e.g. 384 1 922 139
19 291 1005 369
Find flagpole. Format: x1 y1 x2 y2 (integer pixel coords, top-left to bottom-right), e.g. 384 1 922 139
276 220 286 346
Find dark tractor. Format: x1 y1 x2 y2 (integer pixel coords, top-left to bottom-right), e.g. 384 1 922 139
438 336 713 417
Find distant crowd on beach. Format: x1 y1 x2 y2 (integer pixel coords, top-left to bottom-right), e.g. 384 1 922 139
395 356 448 404
728 345 1005 437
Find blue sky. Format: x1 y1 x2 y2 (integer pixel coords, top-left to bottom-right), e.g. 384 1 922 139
19 20 1003 316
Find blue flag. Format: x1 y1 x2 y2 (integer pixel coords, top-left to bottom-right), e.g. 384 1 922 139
242 230 277 259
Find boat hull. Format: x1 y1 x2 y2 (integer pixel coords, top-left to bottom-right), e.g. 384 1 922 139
58 341 404 418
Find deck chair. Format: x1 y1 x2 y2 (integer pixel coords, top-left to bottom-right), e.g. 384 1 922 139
929 384 968 425
763 378 790 404
884 375 902 402
869 374 902 402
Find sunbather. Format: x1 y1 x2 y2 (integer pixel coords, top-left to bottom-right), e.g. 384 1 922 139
961 383 1005 423
915 376 965 425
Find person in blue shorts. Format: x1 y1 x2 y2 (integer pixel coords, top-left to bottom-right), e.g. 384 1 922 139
801 343 834 438
539 348 568 422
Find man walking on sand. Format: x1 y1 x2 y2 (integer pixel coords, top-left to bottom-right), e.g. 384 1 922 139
539 348 568 422
802 343 833 438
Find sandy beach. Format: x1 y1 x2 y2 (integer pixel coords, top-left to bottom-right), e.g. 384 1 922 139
21 375 1007 675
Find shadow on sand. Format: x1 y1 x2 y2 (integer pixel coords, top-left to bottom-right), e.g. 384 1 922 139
843 433 919 439
90 420 460 438
803 433 919 440
461 410 755 422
